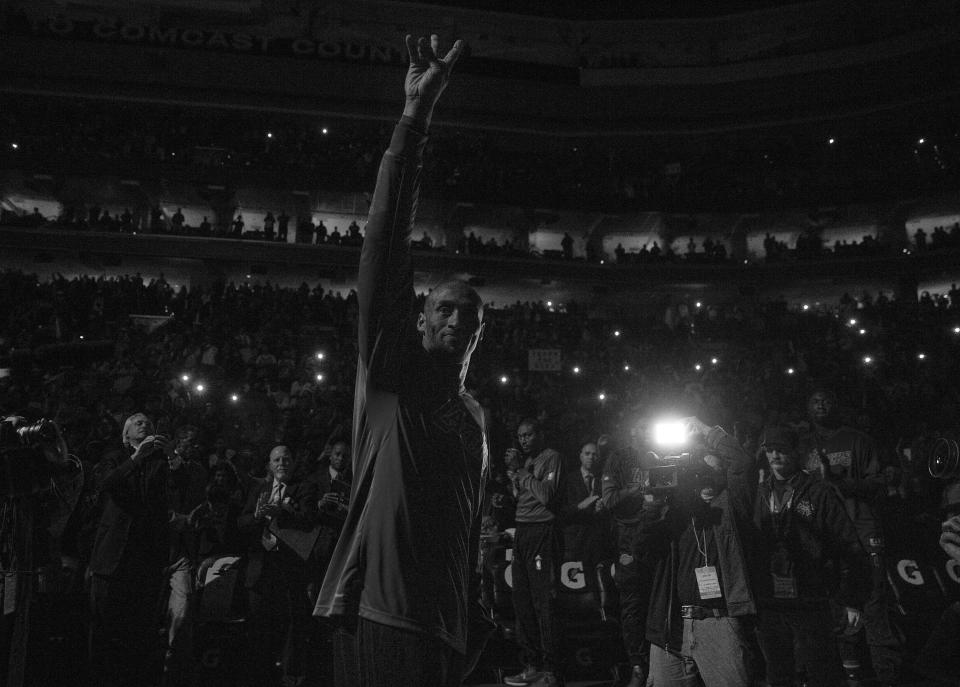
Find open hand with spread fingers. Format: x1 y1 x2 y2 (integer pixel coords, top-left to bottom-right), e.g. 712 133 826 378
402 34 465 129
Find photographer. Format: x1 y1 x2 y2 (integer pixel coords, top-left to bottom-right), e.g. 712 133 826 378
88 413 171 687
639 417 758 686
754 426 869 687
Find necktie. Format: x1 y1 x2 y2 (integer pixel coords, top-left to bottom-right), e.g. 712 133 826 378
261 482 283 551
585 475 594 495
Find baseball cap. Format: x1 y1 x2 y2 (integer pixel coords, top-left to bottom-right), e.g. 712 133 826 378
761 426 799 452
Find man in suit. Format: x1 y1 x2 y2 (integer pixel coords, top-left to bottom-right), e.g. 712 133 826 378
561 441 612 571
309 440 352 579
88 413 170 687
238 445 318 686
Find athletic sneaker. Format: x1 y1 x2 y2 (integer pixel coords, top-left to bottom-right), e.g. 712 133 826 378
503 665 542 686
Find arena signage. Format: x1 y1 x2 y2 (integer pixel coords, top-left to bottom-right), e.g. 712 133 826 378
896 559 925 586
8 12 405 66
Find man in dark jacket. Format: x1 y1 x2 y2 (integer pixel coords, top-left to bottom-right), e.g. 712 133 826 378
754 426 868 687
313 33 493 687
561 441 611 568
239 445 319 686
88 413 170 687
640 417 758 686
601 427 661 687
799 389 902 685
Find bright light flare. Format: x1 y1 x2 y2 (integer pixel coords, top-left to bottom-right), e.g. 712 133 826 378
652 420 688 448
195 383 205 393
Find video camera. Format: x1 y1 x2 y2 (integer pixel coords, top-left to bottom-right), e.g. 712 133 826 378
0 417 72 498
641 419 710 495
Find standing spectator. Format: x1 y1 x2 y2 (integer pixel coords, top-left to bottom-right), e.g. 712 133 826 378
800 389 903 686
150 206 166 233
561 440 611 578
504 418 564 687
754 426 868 687
263 211 275 241
601 430 659 687
163 424 208 685
914 228 927 251
315 218 328 244
239 445 318 686
88 413 170 687
309 439 352 579
277 210 290 242
232 214 245 238
171 208 185 233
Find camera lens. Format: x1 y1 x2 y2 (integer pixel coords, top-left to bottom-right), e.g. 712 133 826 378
928 438 960 480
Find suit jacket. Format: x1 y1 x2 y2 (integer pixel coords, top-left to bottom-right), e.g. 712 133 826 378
89 445 169 577
238 476 319 586
561 469 612 565
307 467 352 578
309 466 352 528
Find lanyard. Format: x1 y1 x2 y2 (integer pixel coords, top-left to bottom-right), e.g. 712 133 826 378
768 481 795 540
691 517 709 567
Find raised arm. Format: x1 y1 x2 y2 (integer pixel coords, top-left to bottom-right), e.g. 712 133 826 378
358 34 464 388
